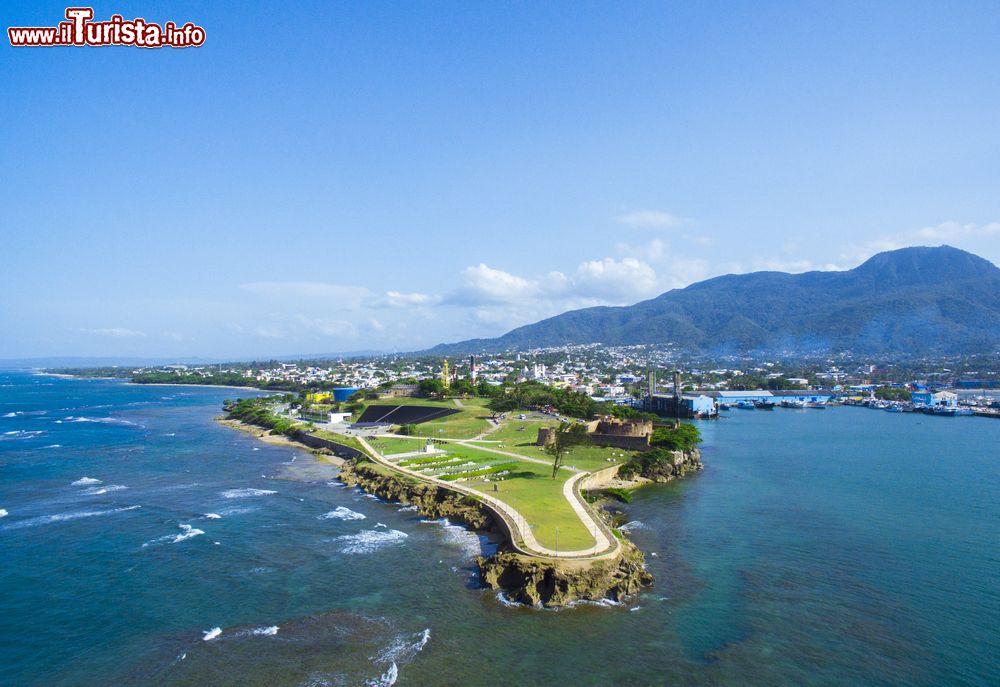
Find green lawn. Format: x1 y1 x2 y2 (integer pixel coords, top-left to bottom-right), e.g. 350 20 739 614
379 438 594 550
368 436 429 456
361 412 627 553
465 462 596 551
468 419 629 472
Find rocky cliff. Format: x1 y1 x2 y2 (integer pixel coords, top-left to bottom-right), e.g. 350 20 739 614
477 540 653 606
617 448 703 484
339 460 653 607
338 461 496 531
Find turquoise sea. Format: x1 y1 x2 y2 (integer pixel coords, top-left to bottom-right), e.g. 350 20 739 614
1 371 997 686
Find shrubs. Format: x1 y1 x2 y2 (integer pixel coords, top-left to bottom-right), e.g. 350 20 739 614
603 487 633 503
227 398 298 437
438 462 519 481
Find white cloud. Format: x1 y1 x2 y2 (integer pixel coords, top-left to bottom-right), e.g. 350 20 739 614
615 209 684 228
840 220 1000 266
575 257 658 298
616 238 667 261
378 290 441 308
913 221 1000 241
78 327 146 338
452 262 565 304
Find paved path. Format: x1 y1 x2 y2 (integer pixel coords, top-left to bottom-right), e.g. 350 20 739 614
355 435 619 560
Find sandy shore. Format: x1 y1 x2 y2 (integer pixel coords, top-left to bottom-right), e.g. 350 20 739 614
216 417 346 466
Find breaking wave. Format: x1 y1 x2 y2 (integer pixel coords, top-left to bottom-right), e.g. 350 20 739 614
0 505 140 531
203 627 222 641
217 505 258 516
419 518 483 557
220 488 277 499
71 477 102 486
366 628 430 687
618 520 647 533
318 506 366 521
142 524 205 548
82 484 127 495
1 430 45 440
334 528 408 554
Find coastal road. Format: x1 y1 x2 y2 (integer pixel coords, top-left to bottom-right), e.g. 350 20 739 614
356 435 619 560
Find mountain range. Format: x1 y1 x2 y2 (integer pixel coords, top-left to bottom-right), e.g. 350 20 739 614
428 246 1000 356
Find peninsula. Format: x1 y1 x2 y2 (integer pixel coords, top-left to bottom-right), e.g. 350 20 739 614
220 384 703 607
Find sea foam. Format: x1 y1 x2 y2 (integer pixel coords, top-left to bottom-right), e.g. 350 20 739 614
72 477 102 486
142 524 205 548
203 627 222 641
0 505 140 531
334 528 408 554
318 506 366 521
82 484 127 495
220 488 277 499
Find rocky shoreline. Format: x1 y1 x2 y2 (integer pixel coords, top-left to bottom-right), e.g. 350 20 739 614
339 461 658 607
221 415 701 608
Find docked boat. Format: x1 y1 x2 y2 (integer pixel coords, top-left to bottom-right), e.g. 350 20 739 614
735 400 756 409
754 401 776 410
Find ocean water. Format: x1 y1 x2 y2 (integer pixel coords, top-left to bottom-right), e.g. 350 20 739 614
1 372 997 686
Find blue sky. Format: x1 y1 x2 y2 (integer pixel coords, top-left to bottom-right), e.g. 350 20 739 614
4 1 1000 359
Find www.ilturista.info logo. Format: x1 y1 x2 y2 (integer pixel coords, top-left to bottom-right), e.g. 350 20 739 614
8 7 206 48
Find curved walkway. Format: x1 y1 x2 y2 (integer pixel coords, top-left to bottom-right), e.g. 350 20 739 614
356 435 620 561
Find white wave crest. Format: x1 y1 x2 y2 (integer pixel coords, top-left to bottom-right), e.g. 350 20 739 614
419 518 483 557
397 505 419 512
366 662 398 687
204 513 222 519
318 506 366 521
618 520 647 533
2 412 20 418
220 488 277 499
0 509 7 518
251 625 279 636
0 430 45 440
367 628 429 686
0 505 140 531
142 524 205 548
203 627 222 641
62 416 138 426
71 477 102 486
217 505 258 516
82 484 127 495
334 528 408 554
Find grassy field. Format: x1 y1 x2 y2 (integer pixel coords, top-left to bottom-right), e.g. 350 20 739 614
380 437 596 550
469 419 629 472
465 462 595 551
368 436 429 455
360 410 629 552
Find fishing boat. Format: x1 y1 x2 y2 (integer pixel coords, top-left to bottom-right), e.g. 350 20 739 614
754 401 776 410
735 400 756 409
